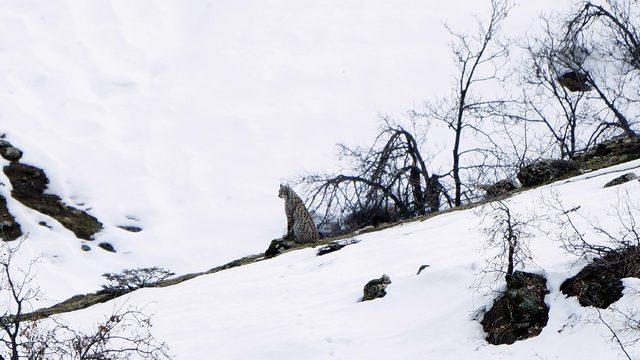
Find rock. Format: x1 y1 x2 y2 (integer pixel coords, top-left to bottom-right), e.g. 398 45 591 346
361 274 391 302
482 271 550 345
575 136 640 170
264 237 296 258
3 162 103 240
0 195 22 241
560 246 640 308
81 244 91 251
0 140 10 148
481 179 518 199
416 265 430 275
316 239 360 256
557 70 592 92
118 225 142 233
98 242 115 252
38 221 52 229
603 172 637 188
0 147 22 162
517 159 579 187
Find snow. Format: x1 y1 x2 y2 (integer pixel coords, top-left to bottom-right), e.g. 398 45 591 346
0 0 573 303
57 164 640 359
2 0 639 359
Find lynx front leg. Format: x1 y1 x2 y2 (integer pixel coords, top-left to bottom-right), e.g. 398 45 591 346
286 209 294 238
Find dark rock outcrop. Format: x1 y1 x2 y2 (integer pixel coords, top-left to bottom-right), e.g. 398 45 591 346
482 271 550 345
481 179 518 198
3 162 103 240
576 136 640 170
0 195 22 241
560 247 640 308
603 172 637 188
81 244 91 251
0 140 22 162
517 159 580 188
264 237 296 258
361 274 391 302
98 242 115 252
118 225 142 233
316 239 359 256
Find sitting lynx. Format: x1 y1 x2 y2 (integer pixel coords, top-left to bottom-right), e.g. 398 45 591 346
278 184 320 244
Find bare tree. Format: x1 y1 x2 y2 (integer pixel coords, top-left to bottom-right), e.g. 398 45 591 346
559 0 640 138
420 0 513 206
518 18 605 159
477 200 535 287
0 239 171 360
301 120 447 235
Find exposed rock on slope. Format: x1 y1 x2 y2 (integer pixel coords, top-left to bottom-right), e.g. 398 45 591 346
482 271 550 345
361 274 391 302
603 172 637 188
517 159 580 188
3 162 103 240
0 195 22 241
575 136 640 170
560 247 640 309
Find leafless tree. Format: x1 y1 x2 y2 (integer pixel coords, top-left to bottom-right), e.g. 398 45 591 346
0 239 171 360
546 190 640 260
301 120 447 235
559 0 640 138
518 18 605 159
476 200 536 287
419 0 513 206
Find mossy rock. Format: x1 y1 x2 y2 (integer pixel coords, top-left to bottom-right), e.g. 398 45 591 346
517 159 580 188
482 271 549 345
560 246 640 308
361 274 391 302
481 179 518 199
603 172 637 188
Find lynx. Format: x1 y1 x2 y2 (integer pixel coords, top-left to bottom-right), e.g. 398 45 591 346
278 184 320 244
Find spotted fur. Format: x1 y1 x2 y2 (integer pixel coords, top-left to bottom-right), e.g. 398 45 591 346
278 184 319 243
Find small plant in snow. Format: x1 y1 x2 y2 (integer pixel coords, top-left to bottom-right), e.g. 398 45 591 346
476 200 536 288
101 267 175 292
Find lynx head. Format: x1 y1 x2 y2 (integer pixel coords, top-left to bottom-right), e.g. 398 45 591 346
278 184 289 199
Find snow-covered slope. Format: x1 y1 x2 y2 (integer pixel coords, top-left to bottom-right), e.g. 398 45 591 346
0 0 573 305
57 161 640 359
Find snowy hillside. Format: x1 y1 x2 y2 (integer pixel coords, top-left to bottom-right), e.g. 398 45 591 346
56 161 640 359
0 0 572 305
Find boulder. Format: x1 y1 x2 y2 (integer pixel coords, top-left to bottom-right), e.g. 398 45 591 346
361 274 391 302
81 244 91 251
264 237 296 258
603 172 637 188
482 271 549 345
98 242 115 252
0 147 22 162
560 246 640 308
517 159 579 187
481 179 518 199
